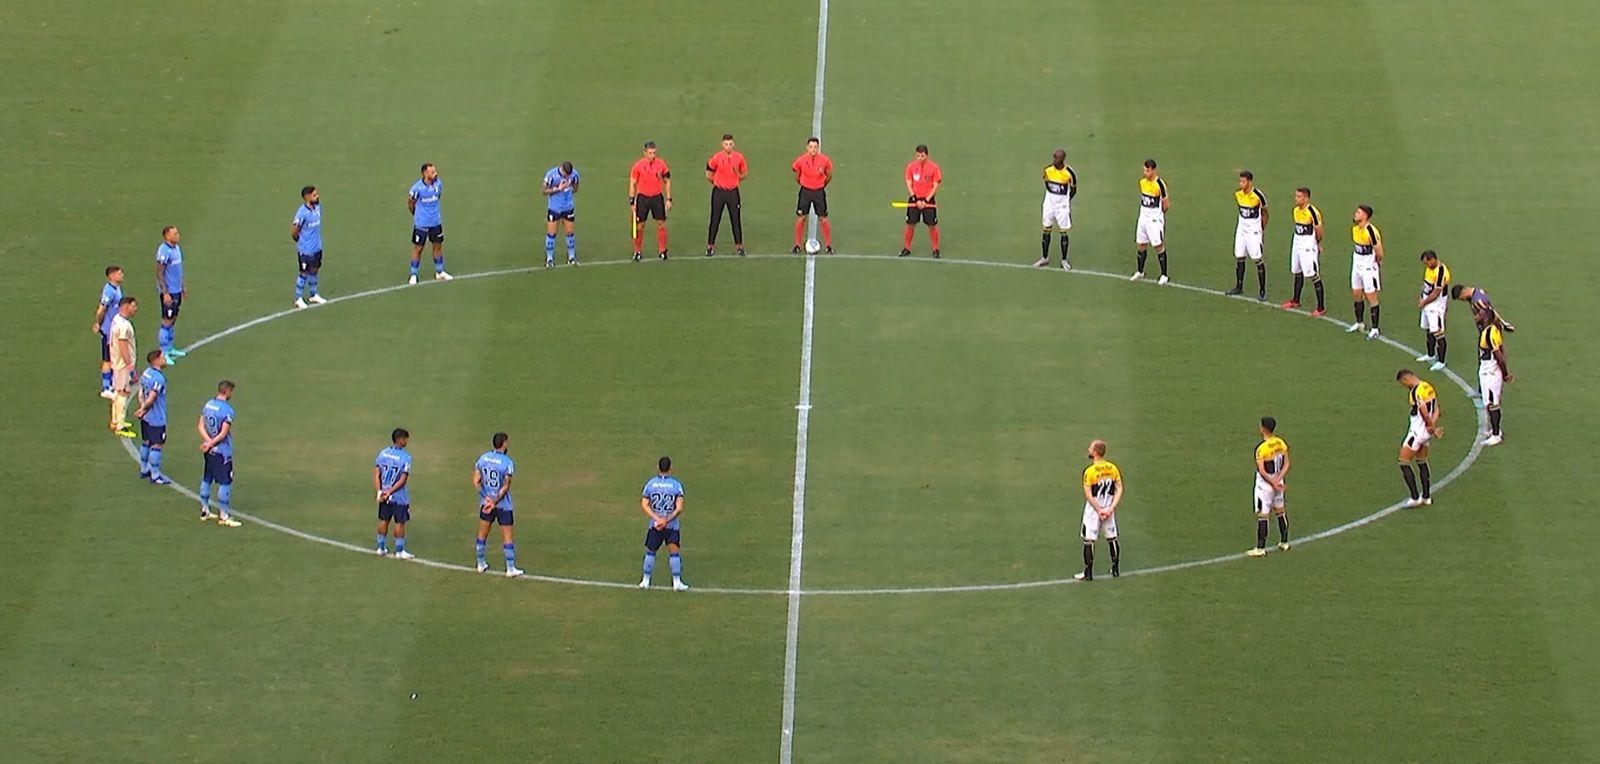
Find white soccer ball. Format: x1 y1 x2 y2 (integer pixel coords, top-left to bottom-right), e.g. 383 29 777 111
804 238 822 254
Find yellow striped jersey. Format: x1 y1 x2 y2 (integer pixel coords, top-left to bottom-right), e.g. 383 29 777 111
1255 436 1288 477
1479 323 1504 361
1292 203 1322 236
1082 460 1122 507
1044 164 1076 196
1409 380 1438 420
1352 223 1382 257
1235 187 1267 221
1139 177 1168 210
1421 262 1452 300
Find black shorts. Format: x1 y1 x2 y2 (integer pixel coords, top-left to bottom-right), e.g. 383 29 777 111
297 251 324 273
645 525 681 551
378 501 411 523
546 209 576 223
905 196 938 226
160 293 182 321
797 187 828 217
634 194 667 222
411 225 444 246
203 451 234 485
140 421 167 445
99 330 111 362
479 506 514 526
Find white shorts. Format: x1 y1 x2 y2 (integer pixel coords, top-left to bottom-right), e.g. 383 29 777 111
1479 361 1503 407
111 365 135 392
1234 226 1263 260
1081 502 1118 541
1042 194 1072 230
1290 238 1320 276
1254 480 1285 517
1135 214 1164 247
1421 304 1447 334
1351 262 1381 293
1402 421 1432 451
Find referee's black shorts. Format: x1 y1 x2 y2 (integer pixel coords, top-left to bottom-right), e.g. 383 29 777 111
635 194 667 221
905 196 937 226
796 187 828 217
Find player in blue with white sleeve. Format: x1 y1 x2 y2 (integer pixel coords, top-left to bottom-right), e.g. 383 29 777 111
290 185 328 309
542 161 580 267
133 350 171 485
374 428 415 559
154 226 187 361
196 380 242 527
473 432 522 578
93 265 125 398
406 163 452 285
638 456 689 591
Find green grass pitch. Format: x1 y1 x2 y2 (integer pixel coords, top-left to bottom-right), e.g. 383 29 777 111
2 1 1598 761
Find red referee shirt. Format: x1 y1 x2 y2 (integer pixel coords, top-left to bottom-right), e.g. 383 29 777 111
905 159 941 198
631 157 670 197
706 151 747 190
792 153 833 191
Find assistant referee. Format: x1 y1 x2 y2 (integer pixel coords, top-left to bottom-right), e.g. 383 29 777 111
705 133 748 257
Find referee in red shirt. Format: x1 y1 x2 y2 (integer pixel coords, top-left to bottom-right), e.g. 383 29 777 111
901 144 942 258
629 141 672 261
705 133 748 257
792 137 834 254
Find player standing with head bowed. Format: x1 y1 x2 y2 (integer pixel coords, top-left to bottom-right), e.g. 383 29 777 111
1346 204 1384 338
407 163 451 285
1131 159 1170 284
93 265 125 399
638 456 689 591
374 428 414 559
1475 308 1512 446
1395 369 1440 508
473 432 522 578
291 185 328 309
542 161 580 267
1245 416 1291 557
197 380 242 527
1451 284 1515 334
629 141 672 262
705 133 748 257
1035 149 1077 270
134 350 171 485
1225 171 1269 300
154 226 188 361
1075 440 1123 581
900 144 942 259
1416 250 1451 371
792 137 834 254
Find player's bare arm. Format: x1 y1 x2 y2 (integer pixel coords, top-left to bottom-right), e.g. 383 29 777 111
1494 345 1513 382
92 304 106 333
1160 189 1170 213
1105 479 1124 517
663 177 673 211
1279 450 1291 488
472 469 485 504
1256 457 1275 489
1373 237 1385 266
155 261 171 305
1082 482 1096 506
663 495 685 526
291 222 302 243
134 386 156 420
926 179 941 204
406 194 416 216
1313 220 1324 252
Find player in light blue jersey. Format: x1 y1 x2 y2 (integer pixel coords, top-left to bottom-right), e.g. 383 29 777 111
93 265 125 398
406 163 452 285
290 186 328 309
638 456 689 591
374 428 415 559
542 161 580 267
196 380 242 527
472 432 522 577
133 350 172 485
154 226 188 361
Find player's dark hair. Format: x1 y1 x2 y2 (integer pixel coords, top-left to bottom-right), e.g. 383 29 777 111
217 380 235 393
1479 307 1498 326
119 296 137 306
722 133 734 141
106 265 121 276
1450 284 1465 300
659 456 672 473
1239 170 1253 180
1296 186 1311 197
1419 249 1437 262
1260 416 1277 433
643 140 656 149
420 163 433 174
300 185 316 197
1396 369 1413 381
392 428 409 443
146 349 164 363
915 144 929 154
161 225 177 237
561 161 573 174
492 432 509 449
807 137 819 145
1357 204 1374 218
1143 158 1157 169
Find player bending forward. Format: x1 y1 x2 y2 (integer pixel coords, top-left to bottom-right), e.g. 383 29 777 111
1075 440 1123 581
1246 416 1291 557
1476 308 1512 446
1396 369 1441 508
638 456 689 591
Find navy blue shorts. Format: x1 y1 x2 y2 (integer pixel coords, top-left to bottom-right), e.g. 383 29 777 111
160 293 182 321
99 330 111 362
298 250 324 273
411 225 444 246
645 525 681 551
378 501 411 523
140 421 167 445
203 451 234 485
478 506 513 526
546 209 575 223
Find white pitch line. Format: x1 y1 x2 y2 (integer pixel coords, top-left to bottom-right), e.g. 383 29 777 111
780 254 818 763
124 251 1485 598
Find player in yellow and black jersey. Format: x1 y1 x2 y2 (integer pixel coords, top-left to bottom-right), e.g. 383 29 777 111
1076 439 1124 581
1036 149 1077 269
1132 159 1171 283
1476 308 1512 446
1396 368 1441 507
1348 205 1385 339
1246 417 1292 556
1225 170 1270 299
1417 249 1452 370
